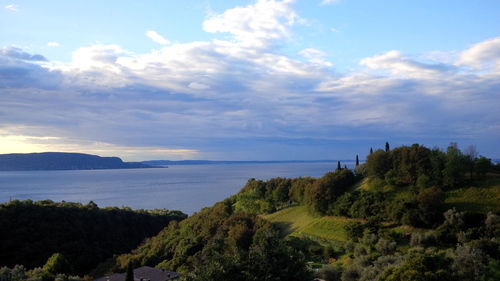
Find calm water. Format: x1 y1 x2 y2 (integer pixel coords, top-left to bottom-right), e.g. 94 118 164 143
0 162 353 214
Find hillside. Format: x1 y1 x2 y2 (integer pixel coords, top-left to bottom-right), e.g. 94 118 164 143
107 200 311 281
261 170 500 245
263 206 365 242
0 152 155 171
0 200 187 275
263 206 429 244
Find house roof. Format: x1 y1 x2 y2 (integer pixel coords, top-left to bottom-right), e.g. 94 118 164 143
94 266 180 281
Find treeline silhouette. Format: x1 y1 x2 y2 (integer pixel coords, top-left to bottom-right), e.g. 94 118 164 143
0 200 186 275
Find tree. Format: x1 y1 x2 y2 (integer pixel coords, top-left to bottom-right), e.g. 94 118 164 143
474 156 491 178
43 253 69 274
385 142 390 152
365 150 391 179
443 143 466 187
452 245 486 281
379 249 454 281
125 262 134 281
464 145 478 180
356 155 359 167
370 147 373 154
390 144 432 185
305 170 356 215
416 186 445 227
344 221 364 241
337 161 341 171
318 265 341 281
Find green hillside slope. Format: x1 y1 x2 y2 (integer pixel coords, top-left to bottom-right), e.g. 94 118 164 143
263 206 364 242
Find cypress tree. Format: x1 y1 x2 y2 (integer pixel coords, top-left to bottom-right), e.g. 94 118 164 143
337 161 341 171
385 142 390 152
370 148 373 154
356 155 359 167
125 262 134 281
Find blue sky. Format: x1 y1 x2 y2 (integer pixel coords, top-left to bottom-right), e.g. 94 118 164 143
1 0 500 160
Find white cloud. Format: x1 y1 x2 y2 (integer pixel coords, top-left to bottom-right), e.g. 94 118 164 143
47 42 60 47
457 37 500 71
360 50 453 78
4 4 18 12
299 48 332 66
203 0 297 48
146 30 170 45
320 0 340 6
188 82 210 90
299 48 326 59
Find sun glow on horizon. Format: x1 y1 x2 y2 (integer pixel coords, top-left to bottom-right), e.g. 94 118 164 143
0 134 199 161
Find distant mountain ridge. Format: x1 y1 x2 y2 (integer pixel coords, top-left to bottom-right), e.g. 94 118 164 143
0 152 154 171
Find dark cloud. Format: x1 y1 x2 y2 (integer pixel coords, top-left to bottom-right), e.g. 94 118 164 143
1 47 47 61
0 54 62 89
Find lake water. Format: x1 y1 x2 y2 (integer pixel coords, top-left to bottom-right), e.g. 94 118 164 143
0 162 353 214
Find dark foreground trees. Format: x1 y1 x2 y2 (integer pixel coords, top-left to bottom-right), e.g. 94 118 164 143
0 200 186 276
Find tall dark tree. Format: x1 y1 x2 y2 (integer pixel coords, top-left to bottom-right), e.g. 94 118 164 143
125 262 134 281
370 147 373 154
385 142 390 152
337 161 341 171
443 143 466 187
464 145 478 180
356 155 359 167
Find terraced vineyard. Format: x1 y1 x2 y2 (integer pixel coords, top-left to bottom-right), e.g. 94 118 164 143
263 206 364 242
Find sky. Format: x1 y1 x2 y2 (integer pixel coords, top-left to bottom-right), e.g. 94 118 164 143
1 0 500 161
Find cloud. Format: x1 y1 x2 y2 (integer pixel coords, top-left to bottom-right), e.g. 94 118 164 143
1 0 500 159
146 30 170 45
4 4 18 12
360 50 454 78
1 47 47 61
457 37 500 71
299 48 332 66
47 42 60 47
188 82 210 90
0 130 198 161
0 48 61 89
320 0 340 6
203 0 298 48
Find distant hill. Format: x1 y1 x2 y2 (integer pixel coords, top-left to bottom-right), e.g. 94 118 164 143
0 152 155 171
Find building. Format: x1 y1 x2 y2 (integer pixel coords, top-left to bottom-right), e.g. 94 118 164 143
94 266 180 281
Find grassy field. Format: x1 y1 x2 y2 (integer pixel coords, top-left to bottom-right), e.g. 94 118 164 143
445 183 500 213
299 216 364 242
262 206 317 236
263 206 364 242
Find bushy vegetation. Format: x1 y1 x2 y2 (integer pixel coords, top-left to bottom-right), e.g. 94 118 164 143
365 143 492 189
111 200 311 281
234 169 358 217
0 264 82 281
0 200 186 276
